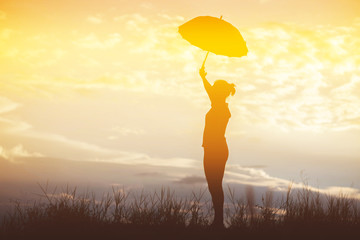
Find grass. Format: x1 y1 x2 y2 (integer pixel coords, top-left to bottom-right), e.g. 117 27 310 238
1 182 359 240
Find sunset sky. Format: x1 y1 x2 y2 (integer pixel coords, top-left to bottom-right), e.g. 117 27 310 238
0 0 360 205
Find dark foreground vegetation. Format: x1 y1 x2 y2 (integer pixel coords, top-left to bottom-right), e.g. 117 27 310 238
1 183 359 240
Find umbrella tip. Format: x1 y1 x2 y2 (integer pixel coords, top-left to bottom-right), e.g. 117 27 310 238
220 15 223 20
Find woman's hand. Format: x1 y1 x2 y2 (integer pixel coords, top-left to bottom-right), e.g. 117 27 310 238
200 66 212 97
199 67 207 79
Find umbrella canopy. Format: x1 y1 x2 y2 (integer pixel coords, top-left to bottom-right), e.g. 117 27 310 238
179 16 248 57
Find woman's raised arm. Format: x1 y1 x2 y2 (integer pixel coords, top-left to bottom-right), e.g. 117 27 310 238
199 67 212 98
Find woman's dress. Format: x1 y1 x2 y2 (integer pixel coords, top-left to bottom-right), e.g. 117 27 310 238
202 102 231 180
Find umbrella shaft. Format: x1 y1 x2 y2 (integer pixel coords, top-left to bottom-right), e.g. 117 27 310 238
202 51 210 69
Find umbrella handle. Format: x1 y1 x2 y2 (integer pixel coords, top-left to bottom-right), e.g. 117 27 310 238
201 51 209 70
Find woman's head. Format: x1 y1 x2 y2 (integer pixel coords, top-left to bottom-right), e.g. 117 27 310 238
212 80 236 100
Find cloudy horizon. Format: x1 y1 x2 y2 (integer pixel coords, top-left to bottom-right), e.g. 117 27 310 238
1 0 360 213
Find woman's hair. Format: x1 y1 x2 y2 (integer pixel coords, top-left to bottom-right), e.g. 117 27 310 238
213 80 236 98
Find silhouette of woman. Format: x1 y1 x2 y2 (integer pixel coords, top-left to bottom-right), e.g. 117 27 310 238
199 66 235 229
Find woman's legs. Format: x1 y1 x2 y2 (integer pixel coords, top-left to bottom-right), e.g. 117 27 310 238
206 170 225 225
203 145 228 226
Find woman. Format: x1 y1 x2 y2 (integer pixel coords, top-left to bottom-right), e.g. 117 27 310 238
199 66 235 229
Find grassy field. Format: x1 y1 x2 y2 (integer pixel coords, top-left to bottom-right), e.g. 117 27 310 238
1 183 359 240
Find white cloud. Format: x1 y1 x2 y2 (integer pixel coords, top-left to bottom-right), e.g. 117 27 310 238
157 13 184 22
226 164 289 188
140 2 154 10
110 126 145 136
74 33 122 49
0 97 32 133
0 117 32 133
325 186 360 198
225 164 360 199
97 156 197 169
87 15 103 24
23 131 122 155
0 144 44 162
114 13 148 24
0 97 19 114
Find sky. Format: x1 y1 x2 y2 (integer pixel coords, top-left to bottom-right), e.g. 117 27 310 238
0 0 360 207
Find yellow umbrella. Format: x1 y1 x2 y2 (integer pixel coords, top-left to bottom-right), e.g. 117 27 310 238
179 15 248 68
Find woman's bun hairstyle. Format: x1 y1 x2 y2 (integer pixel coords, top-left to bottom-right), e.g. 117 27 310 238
213 80 236 97
229 83 236 96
